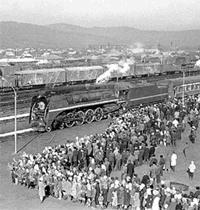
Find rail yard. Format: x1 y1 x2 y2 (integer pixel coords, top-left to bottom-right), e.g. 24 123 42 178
1 44 200 210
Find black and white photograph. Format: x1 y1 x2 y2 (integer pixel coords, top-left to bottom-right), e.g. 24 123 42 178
0 0 200 209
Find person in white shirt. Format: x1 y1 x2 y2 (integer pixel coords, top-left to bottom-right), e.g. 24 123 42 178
188 161 196 179
170 152 177 172
172 119 179 127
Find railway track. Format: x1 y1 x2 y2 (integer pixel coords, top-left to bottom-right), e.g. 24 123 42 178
0 70 199 136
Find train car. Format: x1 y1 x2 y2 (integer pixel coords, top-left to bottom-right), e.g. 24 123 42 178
15 68 66 86
161 64 182 74
174 82 200 98
14 66 106 86
158 75 200 99
171 75 200 98
134 63 161 77
65 66 105 83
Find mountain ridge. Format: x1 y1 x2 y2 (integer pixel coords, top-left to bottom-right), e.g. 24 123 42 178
1 21 200 49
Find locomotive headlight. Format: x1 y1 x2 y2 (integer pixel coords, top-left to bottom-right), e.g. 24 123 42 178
38 102 45 110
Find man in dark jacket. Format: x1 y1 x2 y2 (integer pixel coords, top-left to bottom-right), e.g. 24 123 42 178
72 147 78 167
143 145 150 162
107 150 115 170
149 145 155 158
127 160 134 179
159 155 166 176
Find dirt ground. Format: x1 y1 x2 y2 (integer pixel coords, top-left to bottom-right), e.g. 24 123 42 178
0 119 200 210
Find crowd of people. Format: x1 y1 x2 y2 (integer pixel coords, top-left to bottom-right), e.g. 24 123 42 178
8 96 200 209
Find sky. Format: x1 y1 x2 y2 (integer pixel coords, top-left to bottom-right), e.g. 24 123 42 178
1 0 200 30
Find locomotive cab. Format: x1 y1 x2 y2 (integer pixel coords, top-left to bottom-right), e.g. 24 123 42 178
29 95 49 132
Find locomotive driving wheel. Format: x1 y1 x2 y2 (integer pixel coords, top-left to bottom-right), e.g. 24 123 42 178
75 110 85 126
64 112 75 128
94 107 104 121
85 109 94 123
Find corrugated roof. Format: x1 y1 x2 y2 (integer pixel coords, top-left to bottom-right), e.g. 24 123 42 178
65 66 104 71
15 68 65 75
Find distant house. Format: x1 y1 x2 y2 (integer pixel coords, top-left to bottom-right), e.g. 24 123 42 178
41 54 64 64
5 51 15 57
20 52 33 58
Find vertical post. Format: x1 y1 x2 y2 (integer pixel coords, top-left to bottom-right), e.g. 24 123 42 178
1 77 19 154
182 71 185 106
14 90 17 154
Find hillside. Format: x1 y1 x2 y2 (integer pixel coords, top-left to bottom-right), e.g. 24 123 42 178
0 21 200 49
0 22 119 49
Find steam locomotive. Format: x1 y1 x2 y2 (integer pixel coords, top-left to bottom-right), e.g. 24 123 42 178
29 74 200 132
29 80 171 132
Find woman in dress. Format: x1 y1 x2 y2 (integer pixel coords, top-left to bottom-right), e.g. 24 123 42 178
130 188 136 209
76 179 82 202
124 178 132 209
62 177 71 200
70 177 78 201
57 177 62 200
112 189 118 208
117 185 125 209
86 180 92 206
38 175 46 203
132 190 140 210
107 183 115 207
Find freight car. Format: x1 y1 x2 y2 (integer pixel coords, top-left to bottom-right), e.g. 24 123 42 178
2 60 199 89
